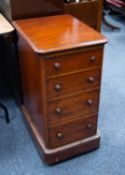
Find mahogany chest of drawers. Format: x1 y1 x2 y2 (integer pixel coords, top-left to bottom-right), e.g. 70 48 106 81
13 14 107 164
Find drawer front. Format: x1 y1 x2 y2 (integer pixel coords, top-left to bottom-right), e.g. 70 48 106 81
47 69 101 100
49 113 98 148
45 48 103 77
48 90 99 125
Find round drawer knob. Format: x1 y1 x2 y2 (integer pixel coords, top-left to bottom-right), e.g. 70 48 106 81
54 62 61 70
90 56 96 62
55 108 62 115
87 123 93 129
88 77 95 83
87 99 93 106
57 132 63 140
55 84 61 91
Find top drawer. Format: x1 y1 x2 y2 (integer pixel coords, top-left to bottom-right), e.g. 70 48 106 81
45 47 103 78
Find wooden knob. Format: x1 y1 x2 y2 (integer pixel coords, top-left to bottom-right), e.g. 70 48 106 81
90 56 96 62
87 123 92 129
87 99 93 106
88 77 95 83
55 108 62 115
54 62 61 70
55 84 61 91
57 132 63 140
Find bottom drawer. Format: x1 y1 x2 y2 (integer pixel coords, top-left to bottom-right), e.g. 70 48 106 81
48 113 98 148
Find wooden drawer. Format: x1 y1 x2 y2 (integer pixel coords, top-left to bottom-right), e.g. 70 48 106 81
48 90 99 125
49 113 98 148
45 48 103 78
47 68 101 100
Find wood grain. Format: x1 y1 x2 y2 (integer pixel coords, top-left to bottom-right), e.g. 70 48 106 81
47 68 101 100
13 14 107 54
45 47 103 78
48 90 99 125
18 35 47 144
49 113 98 148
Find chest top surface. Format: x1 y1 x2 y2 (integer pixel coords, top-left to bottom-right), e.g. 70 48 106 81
13 14 107 54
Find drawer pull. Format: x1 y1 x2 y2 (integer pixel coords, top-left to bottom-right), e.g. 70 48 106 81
54 62 61 70
87 123 93 129
90 56 96 62
57 132 63 140
88 77 95 83
87 99 93 106
55 108 62 115
55 84 61 91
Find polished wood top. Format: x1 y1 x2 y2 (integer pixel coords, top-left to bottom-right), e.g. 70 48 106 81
13 14 107 54
0 13 14 35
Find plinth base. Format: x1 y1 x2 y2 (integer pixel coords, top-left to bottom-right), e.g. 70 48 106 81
22 106 101 164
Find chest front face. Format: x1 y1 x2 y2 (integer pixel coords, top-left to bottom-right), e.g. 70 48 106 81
42 45 104 148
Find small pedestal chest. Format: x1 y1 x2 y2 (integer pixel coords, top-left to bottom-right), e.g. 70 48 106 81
13 14 107 164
